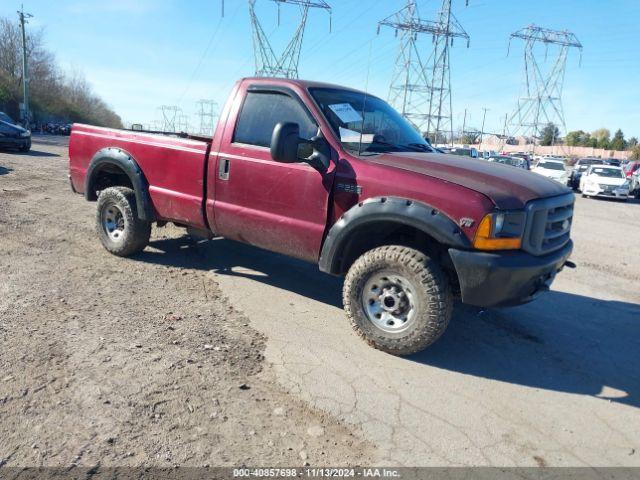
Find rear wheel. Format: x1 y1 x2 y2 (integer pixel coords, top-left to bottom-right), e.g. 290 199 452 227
343 245 453 356
96 187 151 256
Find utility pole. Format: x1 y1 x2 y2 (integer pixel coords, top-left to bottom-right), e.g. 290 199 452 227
461 108 467 143
480 107 488 146
17 5 33 126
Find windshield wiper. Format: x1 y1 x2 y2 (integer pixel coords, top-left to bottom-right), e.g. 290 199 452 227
405 143 433 152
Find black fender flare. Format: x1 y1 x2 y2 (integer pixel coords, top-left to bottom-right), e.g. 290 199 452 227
84 147 155 221
319 196 472 275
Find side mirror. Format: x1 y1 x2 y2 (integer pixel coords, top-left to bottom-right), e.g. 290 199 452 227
270 122 330 173
271 122 302 164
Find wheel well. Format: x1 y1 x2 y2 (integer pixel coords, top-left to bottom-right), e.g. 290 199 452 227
89 164 134 199
336 221 460 294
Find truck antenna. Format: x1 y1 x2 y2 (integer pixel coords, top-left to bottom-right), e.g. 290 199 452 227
358 40 374 157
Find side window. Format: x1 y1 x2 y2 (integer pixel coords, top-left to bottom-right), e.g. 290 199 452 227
233 91 317 148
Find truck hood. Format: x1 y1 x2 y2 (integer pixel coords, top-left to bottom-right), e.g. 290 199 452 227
369 152 569 210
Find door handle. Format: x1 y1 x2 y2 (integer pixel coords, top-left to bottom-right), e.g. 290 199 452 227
218 158 230 180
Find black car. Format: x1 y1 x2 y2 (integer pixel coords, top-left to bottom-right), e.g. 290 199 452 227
0 112 31 152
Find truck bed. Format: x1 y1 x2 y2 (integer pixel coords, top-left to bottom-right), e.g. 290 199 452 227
69 124 211 228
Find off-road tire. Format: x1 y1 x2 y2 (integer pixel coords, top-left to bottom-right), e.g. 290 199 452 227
343 245 453 356
96 187 151 257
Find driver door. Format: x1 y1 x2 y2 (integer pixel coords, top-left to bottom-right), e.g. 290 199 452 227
211 87 335 262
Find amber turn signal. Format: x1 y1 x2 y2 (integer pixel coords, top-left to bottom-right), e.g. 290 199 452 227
473 214 522 251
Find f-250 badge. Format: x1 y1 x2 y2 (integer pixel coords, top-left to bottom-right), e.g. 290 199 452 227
336 183 362 195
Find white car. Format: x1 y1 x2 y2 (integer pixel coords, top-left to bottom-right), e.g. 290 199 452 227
531 158 568 185
579 165 630 200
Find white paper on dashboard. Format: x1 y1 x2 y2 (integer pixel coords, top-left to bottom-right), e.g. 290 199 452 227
339 127 374 143
329 103 363 124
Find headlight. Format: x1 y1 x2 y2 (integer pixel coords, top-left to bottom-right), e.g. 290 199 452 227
20 131 31 138
473 211 525 251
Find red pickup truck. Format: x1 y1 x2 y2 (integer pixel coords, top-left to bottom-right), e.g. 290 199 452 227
69 77 574 355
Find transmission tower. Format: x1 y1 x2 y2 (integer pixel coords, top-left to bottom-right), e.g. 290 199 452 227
159 106 181 132
195 100 219 136
247 0 331 78
507 24 583 140
378 0 469 141
177 114 191 133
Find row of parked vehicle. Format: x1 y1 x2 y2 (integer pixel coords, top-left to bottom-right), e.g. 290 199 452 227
436 145 638 201
568 158 639 201
508 154 636 201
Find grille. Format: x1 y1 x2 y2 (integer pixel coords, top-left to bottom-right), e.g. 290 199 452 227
522 193 574 256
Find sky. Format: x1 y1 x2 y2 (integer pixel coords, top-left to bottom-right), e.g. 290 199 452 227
1 0 639 138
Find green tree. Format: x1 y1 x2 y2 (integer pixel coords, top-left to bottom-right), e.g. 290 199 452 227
592 128 610 149
565 130 586 146
628 137 638 149
0 16 121 128
460 129 480 145
610 129 626 151
539 123 560 146
630 146 640 160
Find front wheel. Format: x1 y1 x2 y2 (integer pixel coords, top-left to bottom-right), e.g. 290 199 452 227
343 245 453 356
96 186 151 256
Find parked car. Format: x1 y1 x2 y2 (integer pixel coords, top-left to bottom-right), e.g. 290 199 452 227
579 165 630 200
510 152 532 170
623 160 640 179
0 112 31 152
68 77 574 356
627 168 640 198
531 158 568 185
487 155 528 169
605 158 622 167
568 158 605 190
447 147 479 158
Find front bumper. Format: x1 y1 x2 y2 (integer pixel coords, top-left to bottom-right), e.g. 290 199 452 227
582 184 629 198
0 136 30 149
449 240 573 308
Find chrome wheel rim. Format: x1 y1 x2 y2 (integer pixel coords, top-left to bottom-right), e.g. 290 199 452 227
362 272 417 333
102 203 125 242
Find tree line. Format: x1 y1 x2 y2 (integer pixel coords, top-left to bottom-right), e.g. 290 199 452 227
538 123 640 159
0 16 121 128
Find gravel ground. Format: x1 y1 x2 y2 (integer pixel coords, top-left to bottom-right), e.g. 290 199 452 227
1 136 639 468
0 136 374 467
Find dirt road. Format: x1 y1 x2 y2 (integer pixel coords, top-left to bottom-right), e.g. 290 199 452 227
1 137 639 467
0 137 373 467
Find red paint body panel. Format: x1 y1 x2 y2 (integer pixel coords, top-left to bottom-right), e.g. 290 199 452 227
208 79 337 261
68 77 567 265
69 124 209 228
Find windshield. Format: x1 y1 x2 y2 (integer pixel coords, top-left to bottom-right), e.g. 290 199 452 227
538 161 565 171
591 167 624 178
0 112 14 124
310 88 432 155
